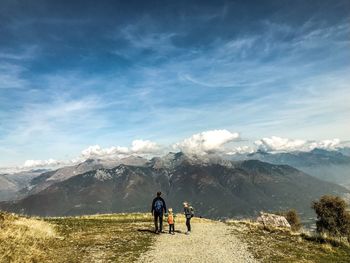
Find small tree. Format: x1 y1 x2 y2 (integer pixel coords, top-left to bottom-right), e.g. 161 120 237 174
275 209 302 231
312 195 350 239
285 209 302 231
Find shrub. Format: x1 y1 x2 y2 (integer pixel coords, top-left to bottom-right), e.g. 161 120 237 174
276 209 302 231
312 195 350 239
285 209 302 231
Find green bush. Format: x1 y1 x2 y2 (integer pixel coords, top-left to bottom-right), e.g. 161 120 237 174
312 195 350 240
285 209 302 231
276 209 302 231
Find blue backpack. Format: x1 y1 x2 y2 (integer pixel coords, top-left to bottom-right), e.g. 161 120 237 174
154 200 164 214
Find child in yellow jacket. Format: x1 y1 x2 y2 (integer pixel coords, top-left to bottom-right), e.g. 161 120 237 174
167 208 175 234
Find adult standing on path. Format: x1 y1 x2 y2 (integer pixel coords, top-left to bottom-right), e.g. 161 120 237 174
151 191 167 234
183 202 193 234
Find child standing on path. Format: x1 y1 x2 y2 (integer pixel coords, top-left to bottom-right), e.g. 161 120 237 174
183 202 194 235
167 208 175 234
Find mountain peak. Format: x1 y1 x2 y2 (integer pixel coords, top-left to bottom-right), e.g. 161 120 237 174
148 151 191 169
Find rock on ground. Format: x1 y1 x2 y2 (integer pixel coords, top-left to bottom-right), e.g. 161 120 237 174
256 212 291 228
137 219 257 263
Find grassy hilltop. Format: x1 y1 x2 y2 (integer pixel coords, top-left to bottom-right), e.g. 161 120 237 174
0 212 156 263
0 211 207 263
228 220 350 263
1 211 350 263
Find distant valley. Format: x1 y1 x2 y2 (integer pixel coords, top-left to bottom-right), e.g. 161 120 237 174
0 169 48 201
244 148 350 189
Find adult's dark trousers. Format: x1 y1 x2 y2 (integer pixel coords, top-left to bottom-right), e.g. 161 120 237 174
154 213 163 232
186 217 191 232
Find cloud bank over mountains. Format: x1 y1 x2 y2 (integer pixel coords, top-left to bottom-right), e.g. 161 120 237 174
23 159 62 168
173 130 240 155
254 137 341 153
80 139 161 159
13 129 346 171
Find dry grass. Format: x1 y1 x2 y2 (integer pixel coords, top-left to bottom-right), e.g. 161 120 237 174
9 211 349 263
0 211 212 263
0 211 57 263
227 220 350 263
44 213 157 263
0 212 159 263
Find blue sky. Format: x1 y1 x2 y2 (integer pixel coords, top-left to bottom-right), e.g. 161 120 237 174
0 0 349 167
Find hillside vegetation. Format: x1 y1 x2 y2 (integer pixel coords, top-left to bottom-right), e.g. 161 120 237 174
2 211 350 262
228 220 350 262
0 212 156 263
0 211 57 262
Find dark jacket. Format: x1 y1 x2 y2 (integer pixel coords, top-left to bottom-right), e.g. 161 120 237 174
184 206 194 219
151 196 166 214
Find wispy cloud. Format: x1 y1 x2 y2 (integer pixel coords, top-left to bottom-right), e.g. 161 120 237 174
0 63 28 89
0 1 349 166
3 95 105 143
0 45 38 61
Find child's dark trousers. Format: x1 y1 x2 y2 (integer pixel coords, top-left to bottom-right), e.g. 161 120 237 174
169 224 175 233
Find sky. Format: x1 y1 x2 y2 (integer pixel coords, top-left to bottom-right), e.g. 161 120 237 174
0 0 350 168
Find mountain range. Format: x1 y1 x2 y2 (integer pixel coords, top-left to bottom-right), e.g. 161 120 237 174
1 152 348 219
0 169 48 201
244 148 350 189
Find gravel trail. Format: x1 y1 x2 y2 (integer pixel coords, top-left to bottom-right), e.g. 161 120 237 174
137 218 257 263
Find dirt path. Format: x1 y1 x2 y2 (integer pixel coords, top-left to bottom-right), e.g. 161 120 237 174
137 218 257 263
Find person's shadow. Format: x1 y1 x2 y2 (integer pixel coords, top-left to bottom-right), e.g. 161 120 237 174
137 229 184 234
137 229 155 234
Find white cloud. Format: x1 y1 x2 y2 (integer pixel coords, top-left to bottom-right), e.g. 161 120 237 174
23 158 62 168
80 140 162 160
9 139 161 171
255 136 306 152
80 145 129 159
131 139 160 153
226 146 255 155
173 129 240 155
4 133 345 172
308 139 341 151
255 136 341 152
